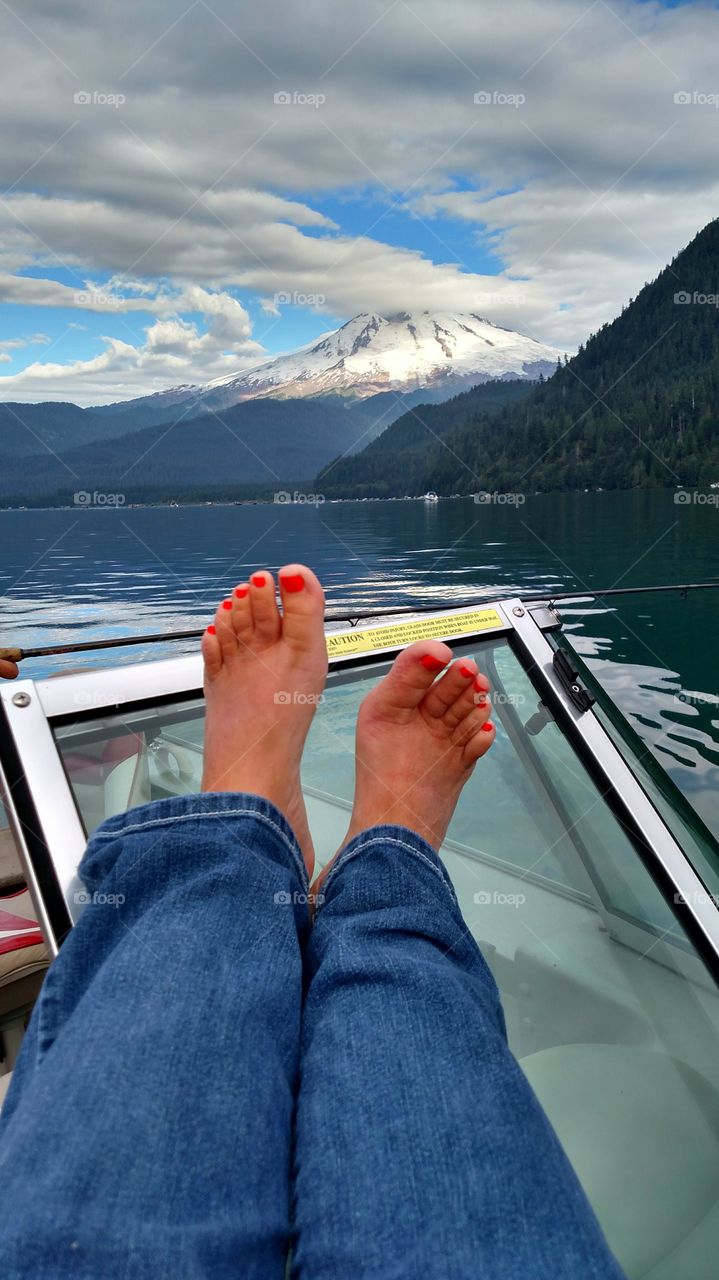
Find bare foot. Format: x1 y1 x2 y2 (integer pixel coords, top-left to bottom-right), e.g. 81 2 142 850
313 641 494 895
201 564 327 878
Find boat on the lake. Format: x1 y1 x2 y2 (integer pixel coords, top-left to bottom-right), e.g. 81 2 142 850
2 592 719 1279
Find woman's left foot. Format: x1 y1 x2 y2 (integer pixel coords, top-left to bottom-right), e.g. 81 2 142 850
201 565 327 879
311 641 494 899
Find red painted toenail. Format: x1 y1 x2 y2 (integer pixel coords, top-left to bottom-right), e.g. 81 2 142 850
482 721 494 732
458 664 474 678
207 625 216 635
222 600 232 610
235 586 249 599
280 573 305 593
421 655 446 672
474 678 487 693
251 574 266 587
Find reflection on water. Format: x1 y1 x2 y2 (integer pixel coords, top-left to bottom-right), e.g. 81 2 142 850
568 614 719 835
2 491 719 833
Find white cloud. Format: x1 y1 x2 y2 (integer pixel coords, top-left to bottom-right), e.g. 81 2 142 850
0 297 265 403
1 0 718 395
0 335 49 350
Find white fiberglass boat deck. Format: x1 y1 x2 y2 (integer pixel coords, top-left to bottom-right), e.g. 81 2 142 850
2 597 719 1279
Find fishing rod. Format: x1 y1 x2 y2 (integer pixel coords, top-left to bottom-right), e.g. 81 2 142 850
2 580 718 666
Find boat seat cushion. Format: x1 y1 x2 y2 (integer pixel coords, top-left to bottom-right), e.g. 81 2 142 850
0 889 49 1011
0 826 23 891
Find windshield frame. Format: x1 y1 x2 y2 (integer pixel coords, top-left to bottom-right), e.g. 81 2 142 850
2 598 719 972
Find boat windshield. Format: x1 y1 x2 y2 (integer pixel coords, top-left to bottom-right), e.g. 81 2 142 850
36 633 719 1276
556 631 719 910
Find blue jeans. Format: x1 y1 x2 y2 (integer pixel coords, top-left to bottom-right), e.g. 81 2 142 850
0 794 623 1278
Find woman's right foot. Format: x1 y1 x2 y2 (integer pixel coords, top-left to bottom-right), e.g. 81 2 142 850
201 564 327 879
314 641 495 893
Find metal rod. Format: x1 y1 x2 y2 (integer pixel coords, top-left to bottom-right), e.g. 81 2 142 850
2 581 718 663
523 582 719 602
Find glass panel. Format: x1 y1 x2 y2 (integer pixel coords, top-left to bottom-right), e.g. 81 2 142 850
557 633 719 910
53 700 206 835
51 638 719 1280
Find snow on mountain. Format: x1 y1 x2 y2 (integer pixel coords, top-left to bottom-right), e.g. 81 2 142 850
94 312 563 421
203 312 562 404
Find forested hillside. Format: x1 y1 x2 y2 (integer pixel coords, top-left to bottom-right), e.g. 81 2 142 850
319 220 719 497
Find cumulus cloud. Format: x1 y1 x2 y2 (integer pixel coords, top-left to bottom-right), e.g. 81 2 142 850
1 0 718 396
0 330 51 368
0 289 265 402
0 334 50 350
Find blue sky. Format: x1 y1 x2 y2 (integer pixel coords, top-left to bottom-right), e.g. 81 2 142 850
0 195 504 372
1 0 718 403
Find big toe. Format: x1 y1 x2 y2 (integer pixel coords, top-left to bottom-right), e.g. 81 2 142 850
278 564 326 651
364 640 453 722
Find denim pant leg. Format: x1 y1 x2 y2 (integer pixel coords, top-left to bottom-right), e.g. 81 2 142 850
0 793 310 1280
292 826 624 1280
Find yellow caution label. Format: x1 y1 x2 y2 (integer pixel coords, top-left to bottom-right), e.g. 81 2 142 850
326 608 505 659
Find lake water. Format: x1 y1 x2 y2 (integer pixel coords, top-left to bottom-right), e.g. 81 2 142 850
2 490 719 832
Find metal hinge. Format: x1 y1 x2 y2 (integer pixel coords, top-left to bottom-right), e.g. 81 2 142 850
529 605 562 632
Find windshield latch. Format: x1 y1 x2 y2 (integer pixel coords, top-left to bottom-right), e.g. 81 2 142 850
553 649 595 714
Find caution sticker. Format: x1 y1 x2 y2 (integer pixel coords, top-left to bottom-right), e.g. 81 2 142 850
326 608 506 659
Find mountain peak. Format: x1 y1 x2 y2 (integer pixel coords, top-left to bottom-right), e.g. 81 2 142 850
198 310 563 408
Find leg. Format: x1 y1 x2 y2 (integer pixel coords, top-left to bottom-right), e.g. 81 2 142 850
0 565 328 1280
293 642 623 1279
1 796 309 1280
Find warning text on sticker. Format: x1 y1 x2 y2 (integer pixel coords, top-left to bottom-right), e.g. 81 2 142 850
325 610 505 659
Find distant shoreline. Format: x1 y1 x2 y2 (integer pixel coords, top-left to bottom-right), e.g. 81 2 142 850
0 485 698 514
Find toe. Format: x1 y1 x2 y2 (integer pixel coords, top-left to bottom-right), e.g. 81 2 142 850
249 569 281 644
278 564 326 651
422 657 478 720
455 713 495 763
201 623 223 679
365 640 453 723
463 722 495 767
230 582 254 649
215 597 238 660
444 672 491 731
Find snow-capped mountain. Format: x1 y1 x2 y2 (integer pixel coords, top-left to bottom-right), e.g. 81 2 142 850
93 312 563 427
204 312 561 404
